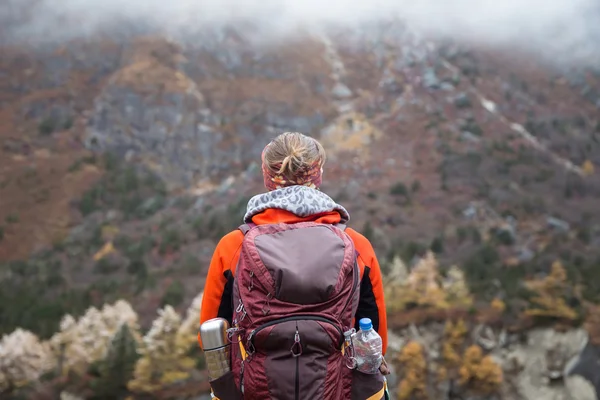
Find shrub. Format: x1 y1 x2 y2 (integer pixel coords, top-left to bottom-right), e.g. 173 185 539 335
363 221 375 243
577 226 592 244
490 227 515 246
161 280 185 308
402 241 427 262
390 182 409 196
463 245 500 294
6 213 19 224
411 180 421 193
127 260 148 277
159 230 182 255
94 258 121 275
62 116 74 130
431 236 444 253
456 226 468 243
38 118 58 135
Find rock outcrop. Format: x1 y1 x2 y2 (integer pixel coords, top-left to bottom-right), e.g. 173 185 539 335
386 324 598 400
85 37 219 191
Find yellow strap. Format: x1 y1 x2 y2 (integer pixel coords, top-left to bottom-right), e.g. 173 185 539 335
239 339 247 361
366 386 385 400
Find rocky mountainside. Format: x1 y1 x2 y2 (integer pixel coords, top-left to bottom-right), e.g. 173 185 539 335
1 14 600 400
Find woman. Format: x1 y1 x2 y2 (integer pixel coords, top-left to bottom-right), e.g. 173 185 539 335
199 131 389 399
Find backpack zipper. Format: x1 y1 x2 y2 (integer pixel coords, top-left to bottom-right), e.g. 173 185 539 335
294 323 300 400
247 314 345 349
245 256 360 350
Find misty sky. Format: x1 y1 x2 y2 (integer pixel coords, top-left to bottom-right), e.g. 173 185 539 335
2 0 599 65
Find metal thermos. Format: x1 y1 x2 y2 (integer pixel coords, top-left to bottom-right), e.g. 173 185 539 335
200 317 231 381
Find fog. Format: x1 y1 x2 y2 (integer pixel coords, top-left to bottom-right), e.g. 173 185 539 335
2 0 600 65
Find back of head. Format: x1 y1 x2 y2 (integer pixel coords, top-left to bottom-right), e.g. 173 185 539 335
261 132 326 191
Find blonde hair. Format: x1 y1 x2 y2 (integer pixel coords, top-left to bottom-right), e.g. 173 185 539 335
263 132 326 179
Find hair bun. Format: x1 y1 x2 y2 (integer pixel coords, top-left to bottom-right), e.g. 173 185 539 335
262 132 326 190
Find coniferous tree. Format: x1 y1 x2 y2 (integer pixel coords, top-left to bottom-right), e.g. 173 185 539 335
90 323 140 399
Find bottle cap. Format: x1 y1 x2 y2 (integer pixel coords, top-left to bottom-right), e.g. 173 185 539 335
359 318 372 331
200 317 230 350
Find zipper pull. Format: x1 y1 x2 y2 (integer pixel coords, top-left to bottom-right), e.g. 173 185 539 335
344 328 357 369
248 271 254 291
235 299 247 322
290 327 303 357
236 299 244 313
226 327 239 343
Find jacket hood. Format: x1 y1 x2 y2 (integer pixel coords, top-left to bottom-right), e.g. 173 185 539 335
243 185 350 224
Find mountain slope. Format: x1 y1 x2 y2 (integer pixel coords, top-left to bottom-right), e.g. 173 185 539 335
0 21 599 339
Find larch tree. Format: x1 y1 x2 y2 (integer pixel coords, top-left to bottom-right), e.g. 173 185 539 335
50 300 140 377
442 266 473 308
524 261 578 321
396 341 428 400
0 328 56 393
458 345 503 395
128 305 196 393
442 319 468 373
403 251 449 310
177 291 204 351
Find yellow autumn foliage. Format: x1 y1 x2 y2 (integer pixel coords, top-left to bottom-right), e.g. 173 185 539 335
582 160 595 176
458 345 503 394
490 298 506 314
93 241 115 262
396 341 428 400
101 224 120 240
388 252 449 311
442 319 467 370
386 252 474 314
524 261 578 321
436 366 448 382
127 306 196 393
442 266 473 308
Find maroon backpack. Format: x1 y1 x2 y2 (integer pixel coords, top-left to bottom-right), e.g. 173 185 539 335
228 221 361 399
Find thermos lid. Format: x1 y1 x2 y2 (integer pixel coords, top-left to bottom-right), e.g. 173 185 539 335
200 317 230 350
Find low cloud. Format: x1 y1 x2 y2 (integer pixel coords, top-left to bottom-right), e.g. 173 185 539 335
2 0 599 65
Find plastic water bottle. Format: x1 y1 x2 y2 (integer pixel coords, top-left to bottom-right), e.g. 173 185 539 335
352 318 383 374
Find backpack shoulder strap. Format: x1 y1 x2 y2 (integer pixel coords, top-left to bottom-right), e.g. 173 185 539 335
238 222 256 235
240 222 346 233
333 223 361 257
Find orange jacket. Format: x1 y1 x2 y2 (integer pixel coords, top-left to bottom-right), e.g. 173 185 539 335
198 208 388 355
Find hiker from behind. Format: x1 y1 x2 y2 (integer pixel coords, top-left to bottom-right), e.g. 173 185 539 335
199 132 389 399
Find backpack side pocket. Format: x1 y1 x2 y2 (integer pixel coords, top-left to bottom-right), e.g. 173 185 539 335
210 370 242 400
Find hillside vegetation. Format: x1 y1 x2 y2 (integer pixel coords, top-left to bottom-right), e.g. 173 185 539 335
1 15 600 400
